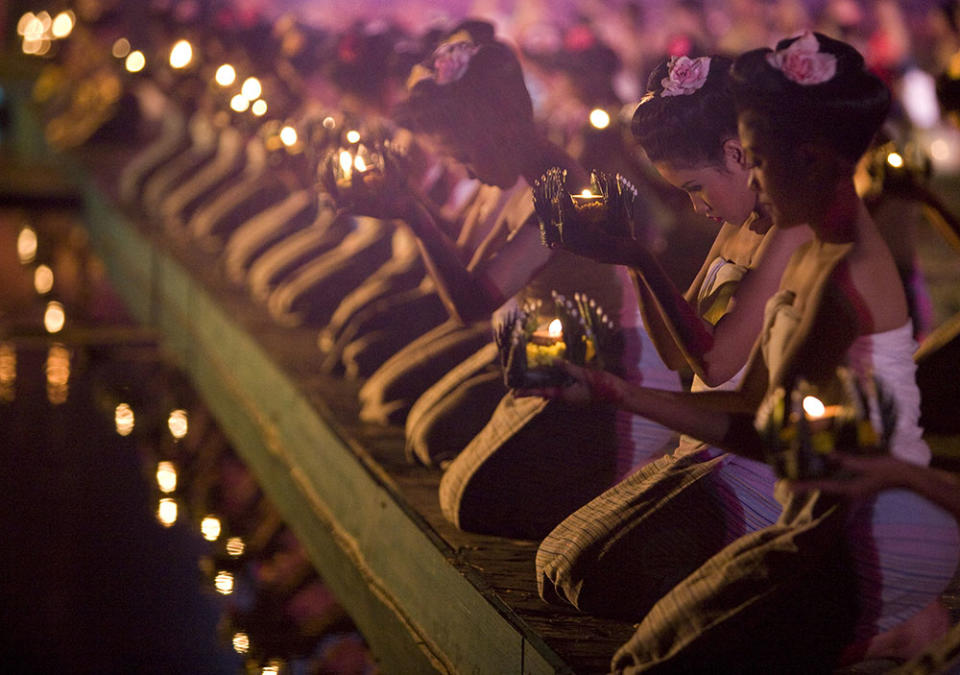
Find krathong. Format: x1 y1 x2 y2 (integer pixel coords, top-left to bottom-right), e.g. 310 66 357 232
533 168 640 250
755 367 896 480
496 291 622 389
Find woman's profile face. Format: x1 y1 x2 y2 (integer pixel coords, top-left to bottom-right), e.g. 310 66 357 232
737 112 808 228
655 143 756 227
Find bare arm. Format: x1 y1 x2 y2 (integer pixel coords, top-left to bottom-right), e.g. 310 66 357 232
791 455 960 519
401 200 507 324
517 349 771 462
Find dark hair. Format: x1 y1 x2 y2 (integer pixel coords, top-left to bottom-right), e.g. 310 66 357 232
730 32 890 164
394 21 534 141
630 56 737 167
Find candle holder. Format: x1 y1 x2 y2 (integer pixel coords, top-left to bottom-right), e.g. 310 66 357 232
755 367 896 480
318 132 394 213
496 291 623 389
533 168 640 249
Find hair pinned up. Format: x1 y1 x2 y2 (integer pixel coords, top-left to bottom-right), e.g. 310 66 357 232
731 32 890 164
631 55 736 167
394 21 533 141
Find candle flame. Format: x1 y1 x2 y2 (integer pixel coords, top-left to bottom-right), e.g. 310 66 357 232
580 189 594 198
548 318 563 338
802 395 826 419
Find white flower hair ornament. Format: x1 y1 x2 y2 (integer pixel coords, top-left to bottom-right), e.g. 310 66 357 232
407 31 479 89
660 55 711 97
766 31 837 86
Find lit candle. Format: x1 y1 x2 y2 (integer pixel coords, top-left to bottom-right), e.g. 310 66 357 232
570 188 606 224
527 318 566 366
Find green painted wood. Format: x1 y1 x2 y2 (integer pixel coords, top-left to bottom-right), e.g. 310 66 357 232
78 177 574 675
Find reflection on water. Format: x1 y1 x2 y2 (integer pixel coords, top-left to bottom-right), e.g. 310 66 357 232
34 264 54 295
233 631 251 654
156 460 177 493
215 570 235 595
114 402 134 436
167 408 188 439
0 208 377 672
0 342 16 402
226 536 245 557
44 343 70 404
157 497 178 527
201 515 222 542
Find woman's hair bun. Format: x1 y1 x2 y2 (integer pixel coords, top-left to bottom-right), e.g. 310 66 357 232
731 32 890 163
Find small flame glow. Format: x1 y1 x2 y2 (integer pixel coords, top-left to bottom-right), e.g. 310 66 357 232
158 498 178 527
886 152 904 169
167 409 188 439
51 11 75 39
112 38 131 59
589 108 611 130
17 227 38 264
230 94 249 112
169 40 193 69
125 50 146 73
232 632 250 654
279 126 298 147
547 318 563 338
345 129 361 144
44 301 66 334
34 264 54 295
115 403 135 436
215 64 236 87
156 461 177 493
201 516 222 542
354 154 367 172
226 537 245 557
802 395 826 419
339 150 353 174
251 99 267 116
240 77 262 101
17 13 36 36
214 570 234 595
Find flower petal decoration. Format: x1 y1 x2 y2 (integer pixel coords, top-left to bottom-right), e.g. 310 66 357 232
765 31 837 86
432 36 479 85
660 55 711 97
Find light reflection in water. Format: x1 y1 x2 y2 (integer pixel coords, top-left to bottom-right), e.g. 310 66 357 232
43 301 66 334
156 461 177 493
232 631 250 654
226 536 245 557
0 342 16 402
214 570 234 595
157 497 178 527
200 515 221 542
34 264 54 295
17 226 37 264
45 343 70 405
167 409 188 439
114 402 134 436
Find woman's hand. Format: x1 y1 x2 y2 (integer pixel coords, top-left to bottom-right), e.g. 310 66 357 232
514 360 629 406
787 453 908 499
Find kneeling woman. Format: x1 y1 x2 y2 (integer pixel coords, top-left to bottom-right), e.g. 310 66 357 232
536 53 812 620
525 33 960 671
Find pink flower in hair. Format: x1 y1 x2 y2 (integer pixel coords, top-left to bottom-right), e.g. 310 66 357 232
766 31 837 85
660 55 711 97
433 38 479 85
